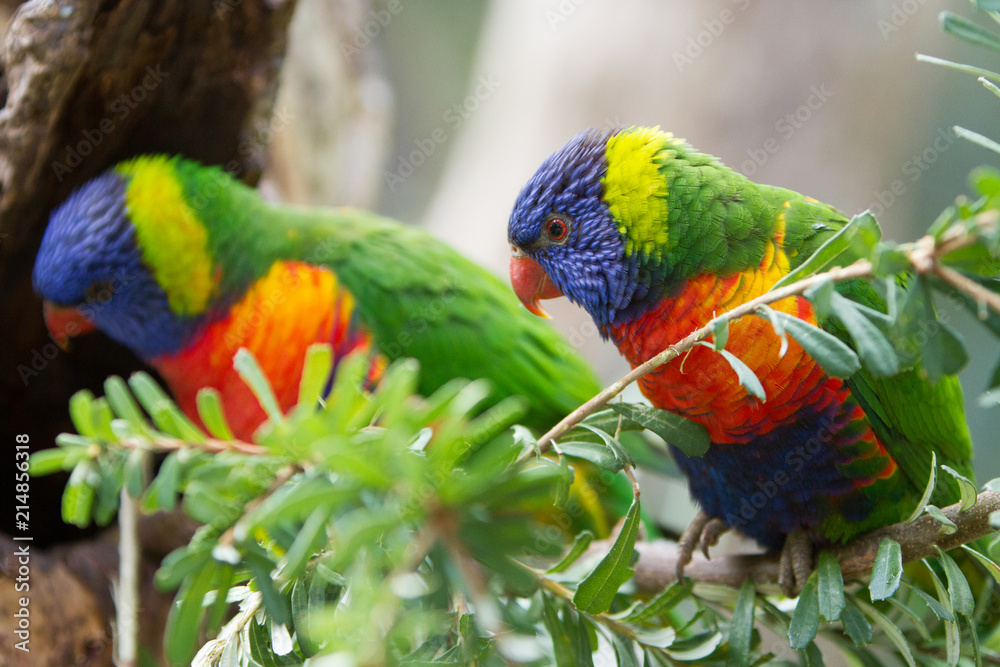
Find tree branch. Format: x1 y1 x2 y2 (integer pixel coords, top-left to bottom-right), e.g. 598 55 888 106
594 490 1000 593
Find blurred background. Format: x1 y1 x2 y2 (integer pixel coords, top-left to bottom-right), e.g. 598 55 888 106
266 0 1000 532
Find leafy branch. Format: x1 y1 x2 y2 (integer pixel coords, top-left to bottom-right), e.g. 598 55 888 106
525 210 1000 461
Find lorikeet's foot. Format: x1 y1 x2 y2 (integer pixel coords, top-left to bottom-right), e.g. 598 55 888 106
778 531 814 597
675 511 730 580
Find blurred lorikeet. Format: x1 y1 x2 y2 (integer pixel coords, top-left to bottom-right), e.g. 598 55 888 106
507 126 975 592
33 156 601 444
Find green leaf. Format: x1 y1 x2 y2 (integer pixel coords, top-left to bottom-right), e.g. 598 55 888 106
840 598 873 645
548 530 595 574
634 627 676 649
30 447 82 476
297 343 333 411
960 544 1000 584
923 318 970 382
104 375 151 436
975 0 1000 11
129 371 205 442
165 560 218 665
924 505 957 534
62 461 97 527
755 305 788 357
853 598 915 667
936 547 975 616
541 596 575 667
906 451 937 521
941 465 978 511
817 551 845 622
280 507 330 578
196 388 235 441
940 11 1000 52
756 309 860 378
771 212 881 291
828 293 899 377
917 53 1000 83
234 347 284 424
610 403 709 457
620 579 692 623
805 278 835 321
955 125 1000 156
788 571 820 649
906 584 954 621
663 631 722 661
726 579 755 667
68 389 97 438
869 538 902 601
558 441 624 472
573 496 640 614
713 317 729 351
612 632 641 667
568 612 595 667
698 342 766 402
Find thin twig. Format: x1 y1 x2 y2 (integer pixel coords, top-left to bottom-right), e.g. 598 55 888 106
519 259 874 461
933 263 1000 316
115 457 145 667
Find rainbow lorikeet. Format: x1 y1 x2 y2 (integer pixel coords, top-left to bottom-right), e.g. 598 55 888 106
32 155 602 443
507 126 975 593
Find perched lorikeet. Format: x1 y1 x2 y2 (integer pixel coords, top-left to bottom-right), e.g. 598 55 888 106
507 126 975 593
32 155 602 443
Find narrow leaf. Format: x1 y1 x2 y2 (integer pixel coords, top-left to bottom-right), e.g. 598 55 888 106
713 317 729 351
726 579 755 667
621 579 692 623
788 571 820 649
297 343 333 410
233 348 283 423
698 343 766 401
829 293 899 377
757 309 860 378
869 538 902 601
196 388 235 441
548 531 595 574
817 551 845 622
960 544 1000 584
853 598 916 667
755 304 788 357
610 403 709 457
936 547 975 616
906 584 954 621
924 505 958 534
940 11 1000 52
840 598 873 645
941 465 978 511
573 496 640 614
955 125 1000 156
906 451 937 521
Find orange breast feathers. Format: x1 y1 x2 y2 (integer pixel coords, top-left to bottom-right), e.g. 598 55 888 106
609 240 844 444
153 261 376 439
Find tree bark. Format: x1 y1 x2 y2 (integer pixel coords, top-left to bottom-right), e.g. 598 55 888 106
0 2 298 664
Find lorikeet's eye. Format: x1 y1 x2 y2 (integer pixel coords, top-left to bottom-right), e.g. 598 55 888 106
85 280 115 304
545 215 570 243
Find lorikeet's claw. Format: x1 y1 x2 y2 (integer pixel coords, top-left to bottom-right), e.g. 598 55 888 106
778 531 814 597
675 511 729 580
699 517 729 558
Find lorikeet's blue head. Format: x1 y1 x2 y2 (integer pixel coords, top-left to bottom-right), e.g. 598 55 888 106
508 126 676 330
33 157 207 358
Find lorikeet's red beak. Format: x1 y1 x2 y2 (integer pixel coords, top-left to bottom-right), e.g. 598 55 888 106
43 301 95 350
509 247 563 318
